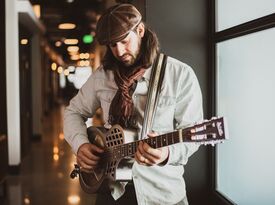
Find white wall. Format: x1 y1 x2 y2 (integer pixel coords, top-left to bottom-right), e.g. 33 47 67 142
5 0 21 166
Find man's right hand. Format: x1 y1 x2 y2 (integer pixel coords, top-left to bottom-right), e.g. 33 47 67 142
76 143 104 173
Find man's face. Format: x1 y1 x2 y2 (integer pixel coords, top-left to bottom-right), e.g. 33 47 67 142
109 23 145 67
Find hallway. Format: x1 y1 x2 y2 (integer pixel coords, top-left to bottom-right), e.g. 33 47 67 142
2 105 96 205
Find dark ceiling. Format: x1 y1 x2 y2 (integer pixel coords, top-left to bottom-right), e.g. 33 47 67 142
29 0 108 63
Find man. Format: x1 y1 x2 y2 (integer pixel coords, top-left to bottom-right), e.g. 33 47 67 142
64 3 203 205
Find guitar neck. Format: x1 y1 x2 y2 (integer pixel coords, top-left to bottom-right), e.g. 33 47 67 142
113 129 186 159
110 117 226 160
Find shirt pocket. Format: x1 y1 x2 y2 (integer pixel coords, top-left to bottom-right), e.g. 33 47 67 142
97 91 116 123
153 96 176 132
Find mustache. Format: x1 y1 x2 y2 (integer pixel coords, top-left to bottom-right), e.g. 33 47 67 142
119 53 133 59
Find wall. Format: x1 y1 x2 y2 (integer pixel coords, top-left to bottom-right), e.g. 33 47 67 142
5 0 21 170
145 0 210 204
0 0 8 196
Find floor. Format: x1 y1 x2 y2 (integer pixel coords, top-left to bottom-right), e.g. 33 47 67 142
2 106 97 205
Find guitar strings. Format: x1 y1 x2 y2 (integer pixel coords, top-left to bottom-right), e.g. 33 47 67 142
95 134 182 162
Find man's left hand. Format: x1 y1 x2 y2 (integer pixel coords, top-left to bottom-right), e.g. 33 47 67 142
135 132 169 166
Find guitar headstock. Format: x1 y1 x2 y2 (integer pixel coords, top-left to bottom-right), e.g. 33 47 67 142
183 117 228 146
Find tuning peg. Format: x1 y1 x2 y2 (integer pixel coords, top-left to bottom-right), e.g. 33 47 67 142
70 164 80 179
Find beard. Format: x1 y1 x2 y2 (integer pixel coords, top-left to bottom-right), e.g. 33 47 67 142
119 53 137 67
117 38 142 67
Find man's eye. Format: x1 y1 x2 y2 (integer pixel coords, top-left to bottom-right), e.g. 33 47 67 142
110 43 116 48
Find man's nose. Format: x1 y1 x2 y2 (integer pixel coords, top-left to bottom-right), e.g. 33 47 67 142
116 44 125 56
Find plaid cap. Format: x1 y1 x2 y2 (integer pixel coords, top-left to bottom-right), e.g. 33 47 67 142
96 4 142 45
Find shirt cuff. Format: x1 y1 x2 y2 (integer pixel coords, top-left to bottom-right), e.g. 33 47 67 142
166 143 199 166
72 134 90 155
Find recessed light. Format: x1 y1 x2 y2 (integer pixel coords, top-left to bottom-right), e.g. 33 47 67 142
21 39 28 45
70 55 79 61
55 41 62 47
58 23 76 30
67 46 79 52
33 5 41 18
64 39 79 45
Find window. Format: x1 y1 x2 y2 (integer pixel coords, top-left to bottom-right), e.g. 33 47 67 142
213 1 275 204
216 0 275 31
216 28 275 205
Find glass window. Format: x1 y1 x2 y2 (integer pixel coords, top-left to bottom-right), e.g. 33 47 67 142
216 27 275 205
216 0 275 31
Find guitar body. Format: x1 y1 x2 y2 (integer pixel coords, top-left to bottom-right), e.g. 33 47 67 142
79 125 125 194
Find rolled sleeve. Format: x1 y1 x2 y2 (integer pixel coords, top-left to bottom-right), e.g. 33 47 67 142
63 73 100 155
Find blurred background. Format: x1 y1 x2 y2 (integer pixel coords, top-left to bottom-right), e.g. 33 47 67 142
1 0 275 205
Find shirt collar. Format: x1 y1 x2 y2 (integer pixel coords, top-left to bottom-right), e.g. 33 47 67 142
140 66 152 82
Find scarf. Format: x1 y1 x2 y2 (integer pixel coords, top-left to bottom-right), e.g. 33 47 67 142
108 66 146 128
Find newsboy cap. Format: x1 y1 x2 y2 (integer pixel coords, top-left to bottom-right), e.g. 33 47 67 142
96 4 142 45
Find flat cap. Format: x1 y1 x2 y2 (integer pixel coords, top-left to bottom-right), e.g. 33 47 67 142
96 4 142 45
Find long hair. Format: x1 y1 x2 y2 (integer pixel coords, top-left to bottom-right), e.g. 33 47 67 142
102 23 160 70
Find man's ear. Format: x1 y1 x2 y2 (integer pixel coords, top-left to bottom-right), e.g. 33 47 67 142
137 22 145 38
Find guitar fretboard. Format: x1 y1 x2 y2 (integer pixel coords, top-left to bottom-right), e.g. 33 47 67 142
112 131 181 160
103 117 226 161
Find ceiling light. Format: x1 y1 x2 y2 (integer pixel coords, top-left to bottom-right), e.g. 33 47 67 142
79 60 85 67
68 51 79 56
68 66 76 72
33 5 41 18
53 146 59 154
84 53 90 59
51 63 57 71
64 69 70 76
67 46 79 52
64 39 78 45
70 55 79 61
58 23 76 30
21 39 28 45
79 60 90 67
79 53 90 59
55 41 62 47
57 66 63 73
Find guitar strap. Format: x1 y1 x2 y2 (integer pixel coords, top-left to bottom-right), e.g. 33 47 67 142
140 53 167 139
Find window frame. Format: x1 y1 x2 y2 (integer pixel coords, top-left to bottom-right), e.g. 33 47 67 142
209 0 275 204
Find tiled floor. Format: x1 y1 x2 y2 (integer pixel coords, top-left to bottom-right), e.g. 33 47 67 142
2 106 97 205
